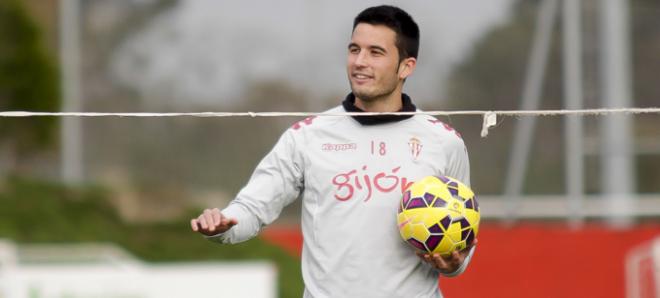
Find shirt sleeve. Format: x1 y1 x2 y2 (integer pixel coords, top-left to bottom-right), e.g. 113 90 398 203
444 137 470 187
206 128 304 244
441 135 474 277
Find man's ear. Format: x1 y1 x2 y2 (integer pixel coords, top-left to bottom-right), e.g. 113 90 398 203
398 57 417 80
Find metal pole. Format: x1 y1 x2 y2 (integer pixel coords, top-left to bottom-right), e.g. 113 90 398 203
504 0 558 222
59 0 83 184
562 0 585 227
599 0 634 227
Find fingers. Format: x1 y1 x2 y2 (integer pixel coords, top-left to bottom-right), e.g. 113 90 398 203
203 209 216 232
212 208 221 226
191 208 238 236
190 219 199 231
432 253 449 269
418 252 449 269
451 250 462 263
417 251 461 273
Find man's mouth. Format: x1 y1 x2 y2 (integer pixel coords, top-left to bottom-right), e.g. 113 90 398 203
352 73 373 83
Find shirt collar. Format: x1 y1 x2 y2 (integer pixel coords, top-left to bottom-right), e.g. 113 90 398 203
341 93 417 125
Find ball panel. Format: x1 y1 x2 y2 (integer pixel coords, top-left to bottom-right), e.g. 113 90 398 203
444 221 463 243
407 238 427 251
457 217 471 229
432 197 447 208
406 197 426 209
461 228 472 241
457 186 475 200
425 235 444 251
397 213 413 240
447 184 459 197
428 223 443 234
423 192 435 206
439 215 452 231
402 190 411 206
464 198 474 209
465 229 475 247
409 222 431 244
434 235 455 256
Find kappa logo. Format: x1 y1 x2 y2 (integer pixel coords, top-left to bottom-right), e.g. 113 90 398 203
408 137 423 160
322 143 357 152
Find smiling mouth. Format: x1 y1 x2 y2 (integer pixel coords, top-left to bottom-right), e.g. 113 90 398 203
352 74 374 83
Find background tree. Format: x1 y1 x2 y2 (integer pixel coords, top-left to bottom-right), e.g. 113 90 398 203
0 0 60 176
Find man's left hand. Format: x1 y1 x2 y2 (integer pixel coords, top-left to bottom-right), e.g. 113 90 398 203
416 238 477 274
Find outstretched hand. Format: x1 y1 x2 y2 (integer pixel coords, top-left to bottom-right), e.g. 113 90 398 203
190 208 237 236
416 238 477 274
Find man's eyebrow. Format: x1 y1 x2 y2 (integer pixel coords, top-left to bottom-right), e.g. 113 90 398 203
347 43 387 53
369 45 387 53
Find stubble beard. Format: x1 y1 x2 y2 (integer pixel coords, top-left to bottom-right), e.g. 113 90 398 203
350 78 399 103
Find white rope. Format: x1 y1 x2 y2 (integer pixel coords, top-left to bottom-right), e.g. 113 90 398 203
2 107 659 137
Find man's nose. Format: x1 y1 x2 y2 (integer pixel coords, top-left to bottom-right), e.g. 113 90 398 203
354 52 369 67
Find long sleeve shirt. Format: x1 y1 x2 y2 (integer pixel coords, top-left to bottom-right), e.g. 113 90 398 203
208 94 474 298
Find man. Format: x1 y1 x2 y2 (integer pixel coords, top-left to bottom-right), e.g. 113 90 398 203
191 5 476 298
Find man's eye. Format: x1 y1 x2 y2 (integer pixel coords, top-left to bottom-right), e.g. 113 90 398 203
349 48 360 54
371 50 383 56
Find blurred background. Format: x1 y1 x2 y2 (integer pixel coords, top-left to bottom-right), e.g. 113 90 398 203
0 0 659 297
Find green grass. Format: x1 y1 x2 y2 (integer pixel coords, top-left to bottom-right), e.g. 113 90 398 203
0 176 303 298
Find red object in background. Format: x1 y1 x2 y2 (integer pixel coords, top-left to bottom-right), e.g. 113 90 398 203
261 223 660 298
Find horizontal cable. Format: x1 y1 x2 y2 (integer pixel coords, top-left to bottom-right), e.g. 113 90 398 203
1 107 659 117
2 107 658 137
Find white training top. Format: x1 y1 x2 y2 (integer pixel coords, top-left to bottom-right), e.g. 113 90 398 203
207 104 474 298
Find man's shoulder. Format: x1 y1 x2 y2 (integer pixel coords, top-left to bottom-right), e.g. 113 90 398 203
287 105 346 132
410 113 465 143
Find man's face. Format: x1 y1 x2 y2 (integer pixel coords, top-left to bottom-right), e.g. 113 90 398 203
347 23 403 102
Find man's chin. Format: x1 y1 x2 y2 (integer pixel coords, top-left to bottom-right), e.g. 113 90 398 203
351 83 398 102
353 92 376 102
351 88 376 102
354 89 392 102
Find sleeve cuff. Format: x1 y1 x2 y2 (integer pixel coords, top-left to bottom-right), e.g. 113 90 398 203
200 205 244 244
203 231 226 243
441 245 476 277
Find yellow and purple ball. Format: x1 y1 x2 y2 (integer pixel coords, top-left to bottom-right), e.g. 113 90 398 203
397 176 480 256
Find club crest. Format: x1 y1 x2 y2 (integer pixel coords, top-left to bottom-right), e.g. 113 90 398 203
408 137 423 160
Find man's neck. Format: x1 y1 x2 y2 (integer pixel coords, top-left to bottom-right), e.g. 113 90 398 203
342 92 416 125
354 91 403 112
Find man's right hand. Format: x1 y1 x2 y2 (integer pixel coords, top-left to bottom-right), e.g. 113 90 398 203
190 208 238 236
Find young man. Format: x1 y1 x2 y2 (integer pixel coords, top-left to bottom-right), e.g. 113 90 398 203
191 5 476 298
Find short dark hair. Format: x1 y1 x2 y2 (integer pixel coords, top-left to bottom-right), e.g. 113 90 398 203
353 5 420 61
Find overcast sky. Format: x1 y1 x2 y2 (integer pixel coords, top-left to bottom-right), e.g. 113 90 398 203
111 0 514 108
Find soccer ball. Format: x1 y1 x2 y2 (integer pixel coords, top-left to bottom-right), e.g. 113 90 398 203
397 176 480 256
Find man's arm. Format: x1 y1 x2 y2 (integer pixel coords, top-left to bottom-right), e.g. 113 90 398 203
419 134 476 276
191 128 304 244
